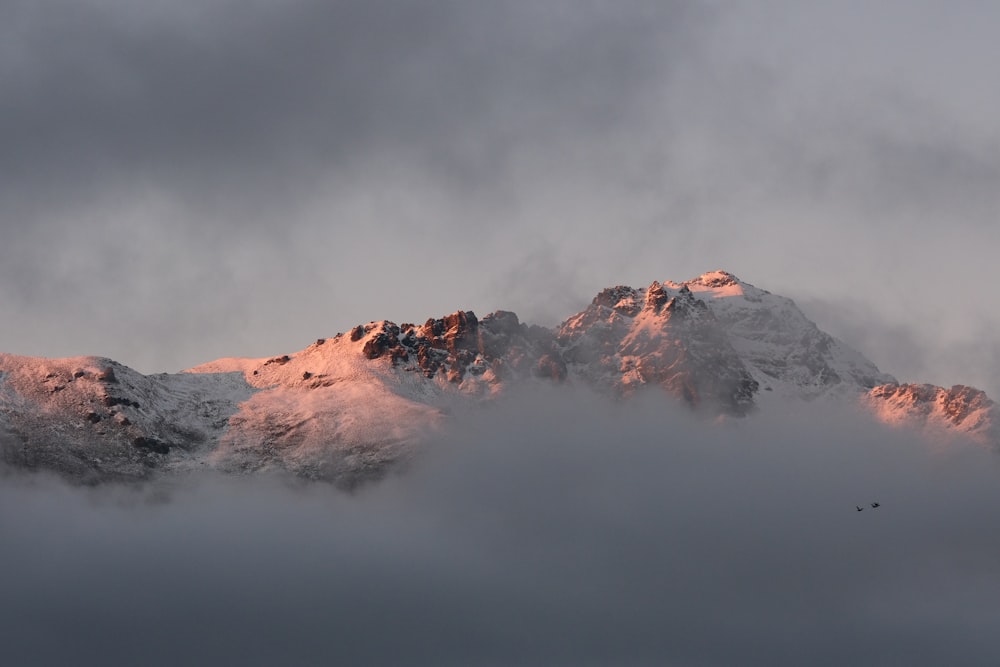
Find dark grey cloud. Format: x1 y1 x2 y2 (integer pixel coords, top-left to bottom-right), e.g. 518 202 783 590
0 0 700 208
0 0 709 371
1 0 998 383
4 389 1000 666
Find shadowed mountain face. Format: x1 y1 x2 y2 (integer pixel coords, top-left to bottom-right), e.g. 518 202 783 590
1 270 995 485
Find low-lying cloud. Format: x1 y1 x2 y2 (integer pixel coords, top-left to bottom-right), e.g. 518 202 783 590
3 389 1000 666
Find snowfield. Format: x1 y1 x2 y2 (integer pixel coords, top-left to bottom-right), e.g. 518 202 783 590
2 270 996 484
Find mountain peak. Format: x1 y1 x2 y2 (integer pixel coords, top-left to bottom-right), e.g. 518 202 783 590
661 270 758 302
2 272 994 485
690 269 742 288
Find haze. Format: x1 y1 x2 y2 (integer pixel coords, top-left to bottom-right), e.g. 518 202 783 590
3 389 1000 665
1 1 998 399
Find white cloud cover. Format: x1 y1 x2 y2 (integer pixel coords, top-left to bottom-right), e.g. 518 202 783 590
4 389 1000 665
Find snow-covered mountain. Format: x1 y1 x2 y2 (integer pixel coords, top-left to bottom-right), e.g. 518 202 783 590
2 270 996 484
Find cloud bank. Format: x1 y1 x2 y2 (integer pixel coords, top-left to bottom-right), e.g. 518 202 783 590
2 0 999 386
3 389 1000 666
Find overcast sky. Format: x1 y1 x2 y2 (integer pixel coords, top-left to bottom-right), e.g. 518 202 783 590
4 390 1000 666
2 0 998 395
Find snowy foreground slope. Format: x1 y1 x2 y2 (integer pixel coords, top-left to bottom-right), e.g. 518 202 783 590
2 271 996 484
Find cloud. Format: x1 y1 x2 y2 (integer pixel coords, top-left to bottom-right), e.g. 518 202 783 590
3 388 1000 666
0 0 703 207
1 0 998 394
0 0 713 371
797 295 1000 400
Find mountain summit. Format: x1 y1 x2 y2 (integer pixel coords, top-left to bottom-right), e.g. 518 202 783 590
2 271 995 484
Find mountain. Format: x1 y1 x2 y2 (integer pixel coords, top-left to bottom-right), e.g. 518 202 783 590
1 270 996 485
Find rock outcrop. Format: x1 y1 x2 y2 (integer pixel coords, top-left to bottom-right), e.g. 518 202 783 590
2 270 995 485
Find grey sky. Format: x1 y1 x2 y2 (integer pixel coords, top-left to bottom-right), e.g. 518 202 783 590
4 389 1000 665
2 1 998 396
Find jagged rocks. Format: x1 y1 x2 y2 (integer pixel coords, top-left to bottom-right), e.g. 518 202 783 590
3 270 998 486
690 270 741 289
662 285 709 319
362 324 402 360
645 281 670 312
264 355 291 366
558 280 758 415
419 311 479 354
355 311 555 384
480 310 520 336
941 385 994 423
592 285 642 316
867 383 998 442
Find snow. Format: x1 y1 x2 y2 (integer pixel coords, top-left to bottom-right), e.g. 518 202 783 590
2 269 995 483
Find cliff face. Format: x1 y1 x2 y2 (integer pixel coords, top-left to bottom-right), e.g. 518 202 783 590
1 270 994 485
865 383 999 444
556 282 758 415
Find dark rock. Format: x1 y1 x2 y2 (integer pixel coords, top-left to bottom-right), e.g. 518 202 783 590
350 325 365 342
400 328 419 348
644 281 670 312
416 343 446 378
592 285 640 315
264 355 291 366
363 333 396 360
103 395 140 409
535 354 567 381
132 437 170 455
85 411 102 424
481 310 521 336
443 310 478 336
421 317 445 339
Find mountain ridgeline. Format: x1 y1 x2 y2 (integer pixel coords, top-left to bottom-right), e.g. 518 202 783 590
1 271 996 485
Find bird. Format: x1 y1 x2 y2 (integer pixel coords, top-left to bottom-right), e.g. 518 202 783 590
871 502 880 508
856 505 864 512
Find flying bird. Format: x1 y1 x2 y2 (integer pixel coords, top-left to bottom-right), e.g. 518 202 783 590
856 505 864 512
871 502 880 508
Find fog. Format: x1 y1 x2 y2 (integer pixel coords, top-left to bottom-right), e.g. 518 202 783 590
3 389 1000 666
3 1 1000 384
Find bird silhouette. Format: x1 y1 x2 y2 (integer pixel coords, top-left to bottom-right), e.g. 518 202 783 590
856 505 864 512
871 502 880 508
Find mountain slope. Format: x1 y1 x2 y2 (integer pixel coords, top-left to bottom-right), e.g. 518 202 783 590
1 270 995 484
865 382 999 444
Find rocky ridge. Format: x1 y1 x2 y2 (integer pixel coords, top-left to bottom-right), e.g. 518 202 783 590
1 270 996 484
